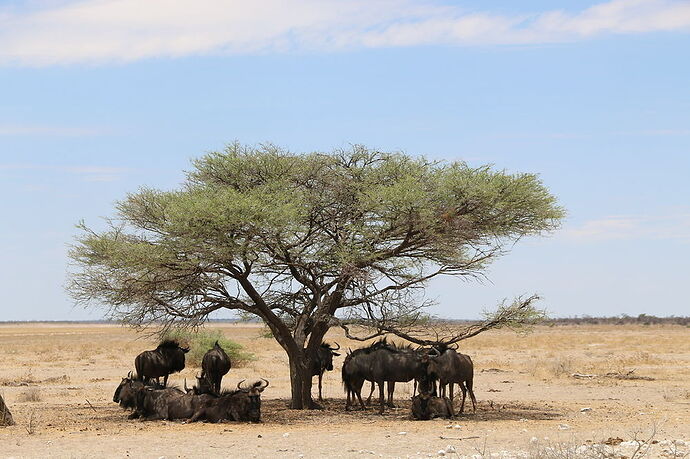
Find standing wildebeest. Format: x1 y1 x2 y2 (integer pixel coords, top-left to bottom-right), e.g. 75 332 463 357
342 338 428 414
135 340 189 387
189 379 269 423
426 344 477 414
199 341 232 395
311 342 340 401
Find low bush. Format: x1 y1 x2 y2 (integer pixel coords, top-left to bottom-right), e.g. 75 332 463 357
162 328 254 368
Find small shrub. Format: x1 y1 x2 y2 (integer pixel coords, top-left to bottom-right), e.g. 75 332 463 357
549 356 575 377
17 388 42 403
258 326 274 339
162 328 254 367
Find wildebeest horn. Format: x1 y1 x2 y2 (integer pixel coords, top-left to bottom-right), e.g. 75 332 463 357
127 371 133 379
237 379 247 390
181 346 190 353
184 378 189 393
257 378 270 390
429 347 441 358
451 343 459 350
330 342 341 351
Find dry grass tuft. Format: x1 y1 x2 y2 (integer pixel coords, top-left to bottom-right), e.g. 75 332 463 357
17 387 42 403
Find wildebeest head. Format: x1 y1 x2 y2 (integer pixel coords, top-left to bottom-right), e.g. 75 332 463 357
193 372 216 395
236 378 270 422
113 371 157 409
319 342 341 372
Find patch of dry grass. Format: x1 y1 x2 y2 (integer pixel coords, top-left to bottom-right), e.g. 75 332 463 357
17 387 42 403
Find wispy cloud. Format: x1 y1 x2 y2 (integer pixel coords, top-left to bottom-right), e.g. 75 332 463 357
0 164 129 182
561 212 690 242
0 124 106 136
0 0 689 65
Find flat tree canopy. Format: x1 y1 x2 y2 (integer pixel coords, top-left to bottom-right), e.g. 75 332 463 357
68 143 564 408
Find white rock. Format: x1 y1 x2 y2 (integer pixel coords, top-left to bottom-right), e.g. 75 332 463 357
446 445 456 453
558 424 571 430
530 437 539 444
283 433 290 437
580 407 592 412
453 424 462 429
399 431 408 435
437 450 446 456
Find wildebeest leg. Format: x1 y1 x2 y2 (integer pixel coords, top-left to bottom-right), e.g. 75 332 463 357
163 374 168 388
466 378 477 412
318 372 323 401
445 397 455 419
413 379 417 397
189 409 204 423
377 381 385 415
459 382 467 414
365 381 375 406
386 382 396 408
449 382 454 407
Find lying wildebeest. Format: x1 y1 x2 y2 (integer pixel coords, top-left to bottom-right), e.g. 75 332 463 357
189 379 270 423
135 339 189 387
411 393 454 420
426 344 477 413
342 338 429 414
131 384 185 420
311 342 340 401
112 371 164 410
197 341 232 395
132 384 214 421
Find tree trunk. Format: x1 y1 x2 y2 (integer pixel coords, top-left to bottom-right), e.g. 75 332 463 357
287 350 318 409
0 394 14 426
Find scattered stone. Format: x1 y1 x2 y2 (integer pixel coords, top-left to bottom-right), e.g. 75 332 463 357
603 437 624 446
558 424 571 430
445 445 456 453
283 433 290 438
398 431 407 435
580 407 592 412
437 450 446 456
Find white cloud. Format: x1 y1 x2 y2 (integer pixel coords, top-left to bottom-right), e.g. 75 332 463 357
0 0 688 65
561 212 690 242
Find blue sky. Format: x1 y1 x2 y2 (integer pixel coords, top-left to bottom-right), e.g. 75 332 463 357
0 0 689 321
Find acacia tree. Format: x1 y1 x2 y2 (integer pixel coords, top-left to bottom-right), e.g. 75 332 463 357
68 143 564 409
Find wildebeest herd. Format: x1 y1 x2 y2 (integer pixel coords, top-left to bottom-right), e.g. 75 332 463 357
113 337 476 423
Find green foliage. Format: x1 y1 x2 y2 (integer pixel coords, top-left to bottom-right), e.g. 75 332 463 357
68 143 564 330
161 328 254 368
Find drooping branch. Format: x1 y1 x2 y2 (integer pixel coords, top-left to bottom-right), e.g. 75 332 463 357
336 295 545 345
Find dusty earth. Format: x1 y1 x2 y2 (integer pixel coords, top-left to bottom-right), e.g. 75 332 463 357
1 323 688 458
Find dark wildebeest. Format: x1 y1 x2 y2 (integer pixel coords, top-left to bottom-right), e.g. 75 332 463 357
189 379 269 423
130 384 186 420
411 393 454 420
199 341 232 395
342 338 429 414
135 340 189 387
132 384 216 421
112 372 164 410
311 342 340 401
426 344 477 414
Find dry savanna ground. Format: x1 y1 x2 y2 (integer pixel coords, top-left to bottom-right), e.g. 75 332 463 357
1 323 689 458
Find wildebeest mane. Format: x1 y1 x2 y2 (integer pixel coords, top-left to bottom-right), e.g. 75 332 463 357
157 339 182 349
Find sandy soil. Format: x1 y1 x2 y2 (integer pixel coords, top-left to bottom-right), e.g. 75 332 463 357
1 323 688 458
